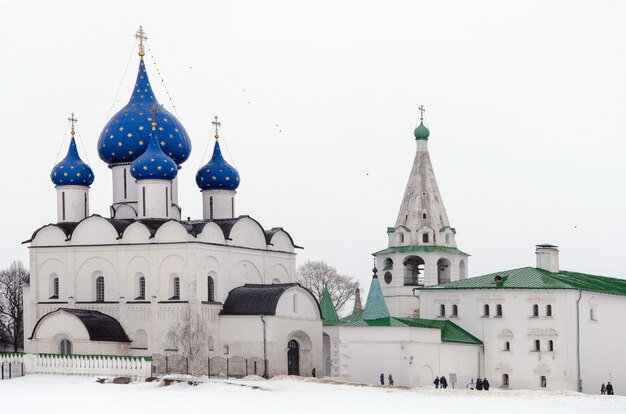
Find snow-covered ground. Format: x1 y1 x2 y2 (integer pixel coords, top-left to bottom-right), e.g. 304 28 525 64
2 375 625 414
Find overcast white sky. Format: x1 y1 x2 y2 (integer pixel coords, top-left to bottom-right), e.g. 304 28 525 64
1 0 624 290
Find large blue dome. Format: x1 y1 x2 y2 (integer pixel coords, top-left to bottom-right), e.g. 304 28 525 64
97 57 191 166
130 128 178 180
196 139 240 190
51 137 95 187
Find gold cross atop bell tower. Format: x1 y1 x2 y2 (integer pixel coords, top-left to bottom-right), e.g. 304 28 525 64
419 105 426 121
212 116 221 140
68 112 78 137
135 26 148 57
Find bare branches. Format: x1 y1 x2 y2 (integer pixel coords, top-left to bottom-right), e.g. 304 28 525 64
296 260 358 313
0 261 28 352
166 308 208 376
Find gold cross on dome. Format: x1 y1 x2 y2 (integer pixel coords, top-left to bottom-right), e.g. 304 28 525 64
212 115 221 140
68 112 78 136
135 26 148 56
418 105 426 121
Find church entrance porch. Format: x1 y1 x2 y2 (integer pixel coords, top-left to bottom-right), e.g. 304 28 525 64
287 339 299 375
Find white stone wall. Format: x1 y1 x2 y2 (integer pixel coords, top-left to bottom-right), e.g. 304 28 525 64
56 186 89 223
202 190 236 219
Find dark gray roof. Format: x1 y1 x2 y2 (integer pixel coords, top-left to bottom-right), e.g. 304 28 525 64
25 215 299 249
30 308 131 342
221 283 304 315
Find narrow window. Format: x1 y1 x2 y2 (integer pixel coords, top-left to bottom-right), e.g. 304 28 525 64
546 304 552 317
505 341 510 351
590 308 597 321
210 196 214 219
445 234 451 244
439 304 446 317
422 233 429 243
532 304 539 317
62 191 66 220
207 276 215 302
548 340 554 352
165 187 169 217
496 304 503 317
123 168 127 199
452 304 458 317
84 192 88 217
422 212 427 220
139 276 146 300
59 339 72 355
208 336 214 351
502 374 509 387
172 277 180 300
293 294 298 313
96 276 105 302
483 304 490 317
399 234 404 243
231 197 234 218
540 376 547 388
142 187 146 216
53 277 59 298
534 339 541 351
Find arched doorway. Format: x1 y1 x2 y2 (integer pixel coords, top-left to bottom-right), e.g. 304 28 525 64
287 339 300 375
323 333 331 376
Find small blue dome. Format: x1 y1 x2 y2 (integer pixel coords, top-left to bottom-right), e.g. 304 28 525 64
130 131 178 181
97 57 191 166
50 138 95 186
196 139 240 190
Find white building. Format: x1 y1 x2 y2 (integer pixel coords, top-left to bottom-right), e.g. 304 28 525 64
22 29 322 378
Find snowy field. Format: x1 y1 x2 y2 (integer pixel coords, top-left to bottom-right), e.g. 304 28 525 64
2 375 626 414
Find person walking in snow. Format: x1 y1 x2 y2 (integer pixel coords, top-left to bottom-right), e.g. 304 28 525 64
434 376 440 389
440 376 448 389
380 373 385 385
467 379 475 390
483 378 490 391
476 378 483 391
388 374 394 386
606 382 614 395
601 383 606 395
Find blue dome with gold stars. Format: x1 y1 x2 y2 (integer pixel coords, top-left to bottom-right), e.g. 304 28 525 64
50 137 95 187
196 139 240 191
130 130 178 180
97 57 191 166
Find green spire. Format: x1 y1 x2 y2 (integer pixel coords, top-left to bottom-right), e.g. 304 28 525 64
320 284 339 323
362 267 391 320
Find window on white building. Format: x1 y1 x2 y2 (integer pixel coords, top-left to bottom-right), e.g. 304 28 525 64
138 276 146 300
483 304 490 317
533 340 541 352
548 340 554 352
540 376 547 388
399 234 405 243
59 339 72 355
496 304 503 317
504 341 511 351
502 374 509 388
451 305 458 317
50 277 59 299
546 304 552 317
171 277 180 300
439 304 446 317
422 233 429 243
207 276 215 302
532 304 539 317
422 212 427 220
590 308 597 321
293 294 298 313
96 276 105 302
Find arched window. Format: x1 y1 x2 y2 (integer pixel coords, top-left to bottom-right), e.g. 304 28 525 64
422 212 427 220
548 340 554 352
590 308 597 321
546 304 552 317
96 276 105 302
293 294 298 313
210 196 214 219
138 276 146 300
532 304 539 317
422 233 429 243
504 341 511 351
451 304 458 317
399 234 404 243
534 340 541 351
540 376 547 388
207 276 215 302
496 304 503 317
383 258 393 270
51 277 59 299
439 304 446 317
171 277 180 300
502 374 509 387
483 304 490 317
59 339 72 355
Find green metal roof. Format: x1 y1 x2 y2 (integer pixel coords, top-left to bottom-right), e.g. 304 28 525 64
320 285 339 324
326 313 481 345
439 226 456 234
386 225 410 234
363 276 391 320
421 266 626 297
373 245 468 256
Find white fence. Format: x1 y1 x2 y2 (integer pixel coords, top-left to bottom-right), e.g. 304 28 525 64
0 353 152 378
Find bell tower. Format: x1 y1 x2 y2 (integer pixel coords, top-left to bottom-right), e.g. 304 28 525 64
374 106 469 317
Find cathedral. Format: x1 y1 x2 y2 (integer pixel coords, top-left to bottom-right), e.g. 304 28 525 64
19 28 626 393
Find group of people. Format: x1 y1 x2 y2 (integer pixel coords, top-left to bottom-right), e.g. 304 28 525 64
379 373 394 386
433 376 449 389
601 382 614 395
466 378 490 391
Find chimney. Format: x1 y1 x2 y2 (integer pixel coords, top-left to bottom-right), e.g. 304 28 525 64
535 244 559 273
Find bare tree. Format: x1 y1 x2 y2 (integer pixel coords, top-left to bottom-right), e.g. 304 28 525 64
0 261 28 352
297 260 358 313
167 308 208 376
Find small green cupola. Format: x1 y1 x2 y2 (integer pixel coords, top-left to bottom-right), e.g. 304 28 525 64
414 105 430 140
320 284 339 324
362 266 391 320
